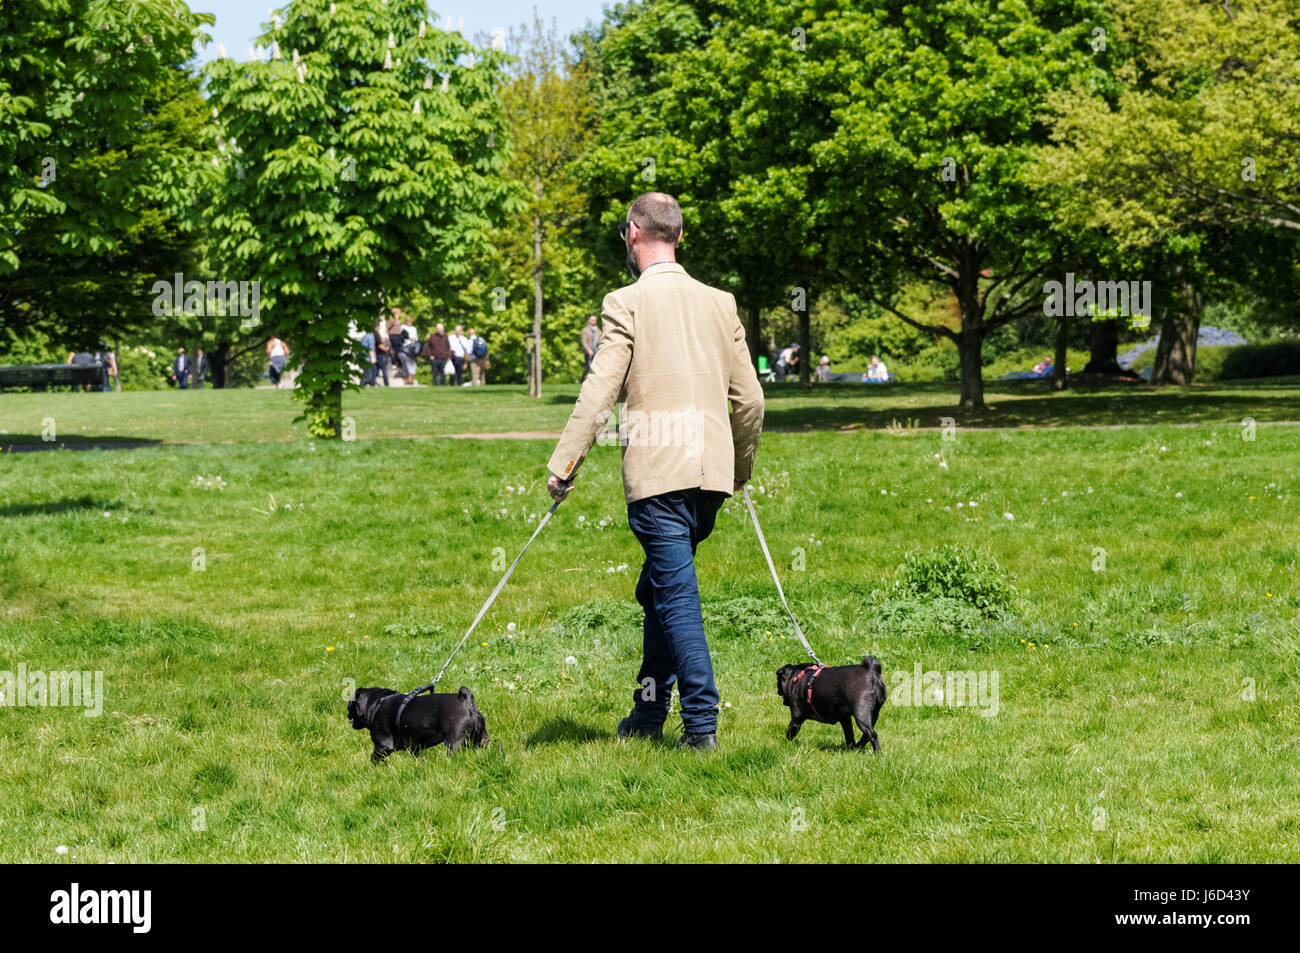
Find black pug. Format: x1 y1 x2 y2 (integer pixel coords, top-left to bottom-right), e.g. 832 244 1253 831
776 655 887 752
348 686 489 762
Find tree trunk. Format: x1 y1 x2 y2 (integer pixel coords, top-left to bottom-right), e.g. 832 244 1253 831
957 325 985 408
1151 307 1200 385
1082 318 1123 375
530 177 543 398
211 343 231 389
745 304 761 370
1052 312 1069 391
798 306 811 389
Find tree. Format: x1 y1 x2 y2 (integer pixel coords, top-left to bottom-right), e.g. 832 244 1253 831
0 0 212 348
203 0 514 435
495 15 597 396
1039 0 1300 384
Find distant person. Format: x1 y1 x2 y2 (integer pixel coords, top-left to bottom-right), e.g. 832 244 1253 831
1032 355 1053 377
423 323 452 386
171 347 192 389
468 327 489 385
359 327 377 386
450 324 472 386
193 348 209 389
814 355 832 382
66 351 94 392
97 345 117 391
267 336 289 388
775 342 799 381
864 355 889 382
398 312 420 385
374 317 391 386
580 313 601 381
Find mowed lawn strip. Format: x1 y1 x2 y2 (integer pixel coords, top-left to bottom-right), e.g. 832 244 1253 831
0 386 1296 861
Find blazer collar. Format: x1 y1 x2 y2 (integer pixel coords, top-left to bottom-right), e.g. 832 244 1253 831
637 261 686 281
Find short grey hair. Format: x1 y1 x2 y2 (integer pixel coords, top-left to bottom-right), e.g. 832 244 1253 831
628 192 683 244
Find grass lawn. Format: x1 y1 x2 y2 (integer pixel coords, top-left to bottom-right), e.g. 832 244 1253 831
0 381 1297 862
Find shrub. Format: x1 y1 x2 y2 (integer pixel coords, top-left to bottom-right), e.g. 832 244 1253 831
892 544 1017 615
1127 338 1299 381
868 594 985 641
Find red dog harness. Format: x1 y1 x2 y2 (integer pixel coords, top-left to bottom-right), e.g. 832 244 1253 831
790 664 826 719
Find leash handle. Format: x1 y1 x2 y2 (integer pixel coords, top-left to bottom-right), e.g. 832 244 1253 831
397 496 563 725
742 484 822 666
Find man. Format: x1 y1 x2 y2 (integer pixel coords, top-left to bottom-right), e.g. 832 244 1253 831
193 348 209 389
451 324 472 385
545 192 764 751
423 323 452 385
467 327 488 385
814 355 832 382
359 328 377 386
865 354 890 382
580 313 601 382
172 346 192 389
266 336 289 388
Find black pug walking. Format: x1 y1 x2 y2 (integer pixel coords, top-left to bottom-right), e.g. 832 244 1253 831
348 686 489 762
775 655 887 752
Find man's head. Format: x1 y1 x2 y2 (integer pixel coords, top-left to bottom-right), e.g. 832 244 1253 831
454 324 464 335
621 192 683 279
468 327 477 338
587 314 598 326
436 323 445 333
870 355 880 365
177 347 185 354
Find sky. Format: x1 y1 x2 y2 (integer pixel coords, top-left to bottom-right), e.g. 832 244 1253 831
191 0 613 64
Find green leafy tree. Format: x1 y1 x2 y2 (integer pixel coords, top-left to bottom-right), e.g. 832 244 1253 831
203 1 513 434
0 0 212 349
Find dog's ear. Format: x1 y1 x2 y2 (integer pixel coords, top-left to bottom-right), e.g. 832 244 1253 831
776 665 795 697
348 688 374 729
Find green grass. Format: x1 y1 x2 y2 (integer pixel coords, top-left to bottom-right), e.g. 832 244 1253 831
0 383 1298 861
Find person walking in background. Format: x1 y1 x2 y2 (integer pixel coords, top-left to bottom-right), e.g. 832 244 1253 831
374 317 391 386
450 324 471 386
814 355 832 382
172 346 192 389
775 342 799 381
398 311 420 386
193 348 209 389
580 313 601 381
545 191 764 752
468 327 489 385
266 336 289 388
424 322 451 386
67 350 97 392
97 344 117 392
359 327 377 386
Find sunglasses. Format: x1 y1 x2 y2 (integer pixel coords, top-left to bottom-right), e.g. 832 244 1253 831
617 219 639 239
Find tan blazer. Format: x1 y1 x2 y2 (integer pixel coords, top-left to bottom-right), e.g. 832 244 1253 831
547 262 764 504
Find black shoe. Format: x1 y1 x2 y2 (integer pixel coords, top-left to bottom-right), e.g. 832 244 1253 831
676 731 717 751
617 711 663 740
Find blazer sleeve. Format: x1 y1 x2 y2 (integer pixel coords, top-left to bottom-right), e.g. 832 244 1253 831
725 295 764 483
547 292 634 482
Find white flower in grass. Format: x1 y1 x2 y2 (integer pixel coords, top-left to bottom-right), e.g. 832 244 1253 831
969 501 977 508
1160 446 1167 452
956 502 963 508
564 656 576 665
880 489 887 495
507 622 516 633
926 498 933 503
1004 512 1015 520
55 845 69 856
1175 492 1183 498
577 514 585 523
939 460 948 470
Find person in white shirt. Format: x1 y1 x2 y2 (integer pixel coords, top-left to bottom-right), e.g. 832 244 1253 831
864 355 889 382
450 324 472 385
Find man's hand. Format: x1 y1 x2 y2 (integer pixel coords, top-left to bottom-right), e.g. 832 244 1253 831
547 473 573 501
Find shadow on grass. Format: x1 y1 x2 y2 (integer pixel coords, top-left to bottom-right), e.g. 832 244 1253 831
761 376 1300 432
1 434 162 451
524 716 611 748
0 496 126 518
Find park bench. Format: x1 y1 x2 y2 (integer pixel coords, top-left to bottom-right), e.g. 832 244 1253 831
0 362 104 393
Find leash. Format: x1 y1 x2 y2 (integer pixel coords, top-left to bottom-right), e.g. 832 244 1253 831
395 496 563 727
742 484 822 666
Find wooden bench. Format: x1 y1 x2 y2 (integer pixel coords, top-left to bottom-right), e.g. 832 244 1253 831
0 362 104 393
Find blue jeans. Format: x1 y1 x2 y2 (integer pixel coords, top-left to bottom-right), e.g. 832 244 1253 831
627 488 727 734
